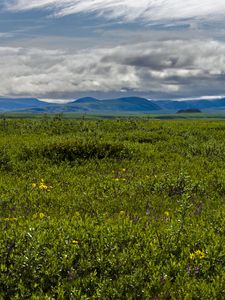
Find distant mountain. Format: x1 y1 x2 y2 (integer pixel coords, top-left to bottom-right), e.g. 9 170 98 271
2 96 225 114
0 98 49 112
70 97 225 112
74 97 99 104
68 97 161 113
24 97 160 113
99 97 160 112
154 98 225 111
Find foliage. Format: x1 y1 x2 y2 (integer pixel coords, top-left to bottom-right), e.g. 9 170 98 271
0 118 225 299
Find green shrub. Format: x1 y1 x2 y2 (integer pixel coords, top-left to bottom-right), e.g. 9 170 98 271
19 141 133 165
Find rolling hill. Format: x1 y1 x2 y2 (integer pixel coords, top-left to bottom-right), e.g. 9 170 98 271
154 98 225 111
0 98 50 112
0 97 161 114
67 97 161 113
1 96 225 114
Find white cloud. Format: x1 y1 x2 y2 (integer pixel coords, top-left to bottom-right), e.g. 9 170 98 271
0 32 14 38
5 0 225 23
41 98 73 103
1 39 225 99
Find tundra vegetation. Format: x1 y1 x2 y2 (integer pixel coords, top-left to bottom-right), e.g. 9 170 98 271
0 117 225 299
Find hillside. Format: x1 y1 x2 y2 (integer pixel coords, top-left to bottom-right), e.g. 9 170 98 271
1 96 225 114
155 98 225 111
0 98 49 112
0 97 161 114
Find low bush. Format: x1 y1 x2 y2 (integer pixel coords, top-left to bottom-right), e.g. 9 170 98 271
19 141 133 164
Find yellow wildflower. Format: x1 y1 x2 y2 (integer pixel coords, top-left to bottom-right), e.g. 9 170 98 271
33 212 46 220
119 211 125 216
39 182 48 190
38 179 53 191
189 253 195 260
2 217 17 222
72 240 79 245
74 211 80 218
32 183 37 188
164 211 170 218
39 213 45 219
190 250 206 260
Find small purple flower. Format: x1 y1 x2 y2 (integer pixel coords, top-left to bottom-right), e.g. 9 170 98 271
194 265 200 274
187 264 191 275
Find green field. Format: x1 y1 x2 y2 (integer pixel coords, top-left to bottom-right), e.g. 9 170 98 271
3 111 225 120
1 118 225 299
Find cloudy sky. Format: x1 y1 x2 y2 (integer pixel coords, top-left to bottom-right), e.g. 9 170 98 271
1 0 225 101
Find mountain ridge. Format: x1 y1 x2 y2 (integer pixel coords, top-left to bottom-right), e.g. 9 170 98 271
1 96 225 113
0 98 50 112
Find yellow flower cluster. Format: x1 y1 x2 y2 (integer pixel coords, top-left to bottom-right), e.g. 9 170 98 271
190 250 206 260
32 179 53 192
114 178 126 182
33 212 46 220
112 168 127 182
72 240 79 245
112 168 126 174
1 217 17 222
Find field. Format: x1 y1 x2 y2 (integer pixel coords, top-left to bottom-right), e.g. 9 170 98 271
1 117 225 299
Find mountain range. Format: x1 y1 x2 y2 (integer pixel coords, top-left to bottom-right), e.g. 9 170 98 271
1 96 225 114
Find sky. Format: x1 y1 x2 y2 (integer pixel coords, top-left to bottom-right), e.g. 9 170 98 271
1 0 225 101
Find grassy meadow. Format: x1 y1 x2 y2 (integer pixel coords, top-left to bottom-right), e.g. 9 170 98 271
0 117 225 299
